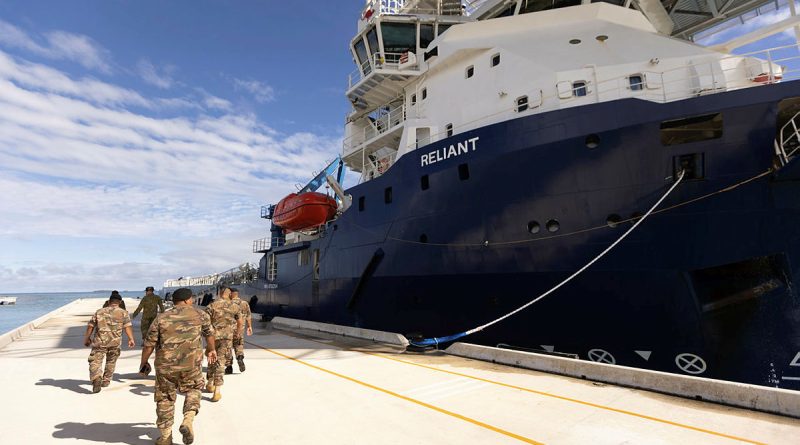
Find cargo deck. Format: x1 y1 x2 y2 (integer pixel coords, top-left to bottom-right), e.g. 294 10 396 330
1 298 798 444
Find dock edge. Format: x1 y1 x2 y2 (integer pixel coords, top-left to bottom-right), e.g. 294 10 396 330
0 298 86 350
271 316 410 346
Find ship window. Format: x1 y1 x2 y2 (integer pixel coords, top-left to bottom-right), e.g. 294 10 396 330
458 163 470 180
421 174 430 190
411 93 417 105
446 123 453 137
358 196 365 211
298 250 310 267
527 221 540 234
354 39 370 74
520 0 582 14
366 27 380 56
660 113 722 146
437 24 451 35
629 74 644 91
381 22 417 55
422 88 427 100
466 65 474 78
546 219 560 232
573 81 587 97
420 24 435 50
516 96 529 112
491 53 500 67
384 187 393 204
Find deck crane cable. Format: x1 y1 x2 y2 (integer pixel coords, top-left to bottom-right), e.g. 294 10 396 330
409 169 688 348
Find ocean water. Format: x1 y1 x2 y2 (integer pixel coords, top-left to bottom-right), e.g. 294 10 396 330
0 291 145 336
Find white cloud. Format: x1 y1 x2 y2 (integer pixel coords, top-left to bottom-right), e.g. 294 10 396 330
0 49 342 292
0 19 112 73
697 8 796 46
136 59 176 89
233 78 276 103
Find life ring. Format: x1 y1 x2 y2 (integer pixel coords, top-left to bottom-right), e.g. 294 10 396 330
753 72 782 84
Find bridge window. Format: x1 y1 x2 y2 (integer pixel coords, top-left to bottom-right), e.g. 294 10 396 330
420 24 435 50
660 113 723 146
446 123 453 137
520 0 582 14
366 27 380 56
573 81 587 97
354 39 369 74
381 22 417 55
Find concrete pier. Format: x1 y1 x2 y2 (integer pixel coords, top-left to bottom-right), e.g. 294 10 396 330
1 298 799 444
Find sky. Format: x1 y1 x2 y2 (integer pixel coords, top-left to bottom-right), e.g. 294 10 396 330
0 1 795 292
0 0 364 292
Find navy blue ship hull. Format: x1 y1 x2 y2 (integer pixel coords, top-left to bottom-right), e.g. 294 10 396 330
246 82 800 389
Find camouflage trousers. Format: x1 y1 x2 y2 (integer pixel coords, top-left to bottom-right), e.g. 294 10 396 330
88 346 120 384
140 316 156 340
226 336 244 367
154 368 204 430
206 339 232 386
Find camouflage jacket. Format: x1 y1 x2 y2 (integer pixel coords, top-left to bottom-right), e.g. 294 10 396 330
205 299 240 340
89 306 132 348
132 294 164 319
231 297 251 336
143 306 214 372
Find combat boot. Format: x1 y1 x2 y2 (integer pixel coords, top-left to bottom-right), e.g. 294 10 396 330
205 381 215 393
179 411 195 444
237 355 245 372
101 380 110 387
211 387 222 402
155 429 172 444
224 364 233 374
92 379 102 393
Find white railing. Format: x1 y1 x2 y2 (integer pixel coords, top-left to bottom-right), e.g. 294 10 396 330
778 110 800 164
163 263 258 289
344 102 407 156
252 236 286 253
364 0 483 17
362 150 399 182
348 52 421 89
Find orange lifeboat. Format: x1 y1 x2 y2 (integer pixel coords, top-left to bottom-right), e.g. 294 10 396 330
272 192 337 231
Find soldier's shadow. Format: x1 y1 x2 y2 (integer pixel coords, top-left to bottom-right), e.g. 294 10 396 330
52 422 156 445
35 378 93 394
129 383 154 396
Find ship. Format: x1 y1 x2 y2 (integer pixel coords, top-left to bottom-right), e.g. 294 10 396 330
175 0 800 389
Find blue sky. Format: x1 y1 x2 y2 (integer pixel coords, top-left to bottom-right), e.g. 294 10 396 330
0 1 794 292
0 1 364 292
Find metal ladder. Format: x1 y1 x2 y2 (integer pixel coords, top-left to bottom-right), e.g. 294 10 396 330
776 110 800 165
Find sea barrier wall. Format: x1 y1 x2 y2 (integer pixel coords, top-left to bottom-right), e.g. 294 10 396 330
446 342 800 418
0 298 85 350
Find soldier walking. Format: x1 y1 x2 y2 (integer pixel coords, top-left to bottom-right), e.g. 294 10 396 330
139 288 216 445
205 286 242 402
226 288 253 373
131 286 164 342
83 292 135 393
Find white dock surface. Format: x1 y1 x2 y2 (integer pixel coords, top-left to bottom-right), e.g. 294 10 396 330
1 298 798 444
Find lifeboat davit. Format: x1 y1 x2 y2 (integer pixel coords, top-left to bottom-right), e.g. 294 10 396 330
273 192 337 231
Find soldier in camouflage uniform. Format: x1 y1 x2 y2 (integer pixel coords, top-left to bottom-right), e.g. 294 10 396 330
131 285 164 342
226 288 253 373
83 292 135 393
140 287 217 445
204 286 242 401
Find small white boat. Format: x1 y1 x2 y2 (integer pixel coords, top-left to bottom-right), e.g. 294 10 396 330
0 296 17 305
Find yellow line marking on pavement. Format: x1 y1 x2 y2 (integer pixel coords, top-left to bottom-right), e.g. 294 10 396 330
276 334 766 445
245 340 544 445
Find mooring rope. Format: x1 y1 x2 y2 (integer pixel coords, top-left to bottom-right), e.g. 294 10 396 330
409 170 688 348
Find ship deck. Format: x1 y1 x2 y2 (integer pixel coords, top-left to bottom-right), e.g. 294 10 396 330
1 298 798 444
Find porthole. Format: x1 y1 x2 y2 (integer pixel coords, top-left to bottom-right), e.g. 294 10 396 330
527 221 540 234
606 214 621 228
546 220 560 233
419 234 428 243
569 39 581 45
585 134 600 149
596 35 608 42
